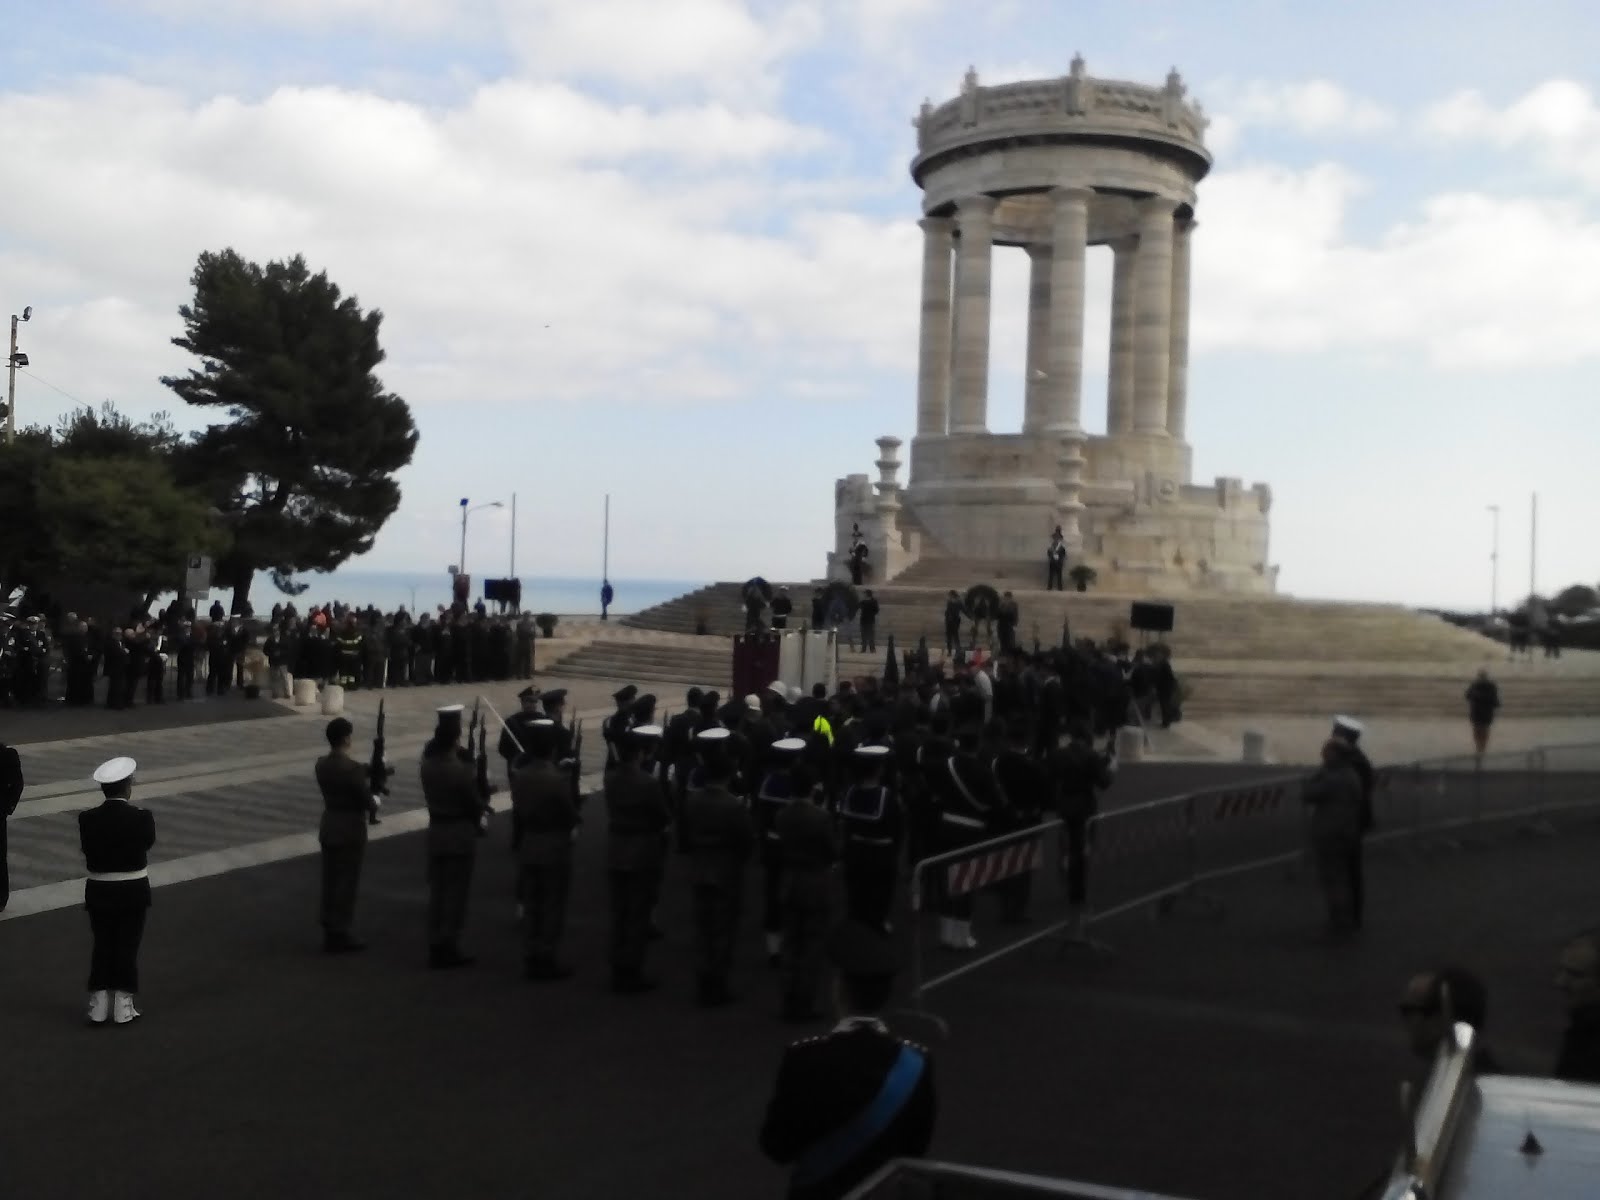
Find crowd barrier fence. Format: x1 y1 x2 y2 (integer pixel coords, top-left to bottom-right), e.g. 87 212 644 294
899 741 1600 1038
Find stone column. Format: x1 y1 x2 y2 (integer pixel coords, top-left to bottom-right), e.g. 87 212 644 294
949 196 997 435
915 217 954 436
1167 216 1194 441
1044 187 1091 434
1132 196 1176 436
1021 245 1052 433
1106 236 1137 436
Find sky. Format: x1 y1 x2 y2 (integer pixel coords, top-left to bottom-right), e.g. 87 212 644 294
2 0 1597 609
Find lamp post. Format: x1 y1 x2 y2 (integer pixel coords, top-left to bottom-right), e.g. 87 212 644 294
5 305 32 446
1487 504 1500 616
458 498 504 575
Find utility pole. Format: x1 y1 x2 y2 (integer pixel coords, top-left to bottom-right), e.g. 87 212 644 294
510 491 517 577
6 306 31 446
1486 504 1500 616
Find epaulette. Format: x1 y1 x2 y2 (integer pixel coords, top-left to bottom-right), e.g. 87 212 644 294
788 1032 833 1049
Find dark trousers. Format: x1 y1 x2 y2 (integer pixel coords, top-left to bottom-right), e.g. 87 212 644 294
319 842 364 935
1058 814 1091 906
207 657 228 694
1313 834 1362 932
761 851 784 935
427 853 475 947
145 665 164 704
388 656 409 687
860 621 877 652
413 653 433 686
609 867 662 973
176 658 195 700
106 671 127 709
692 880 742 980
944 624 961 656
518 860 572 963
1 820 9 911
842 846 896 931
87 906 147 992
782 876 832 1015
1047 561 1064 590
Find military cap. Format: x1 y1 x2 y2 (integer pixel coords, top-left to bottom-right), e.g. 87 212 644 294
631 693 657 717
745 693 763 713
771 737 807 754
613 684 639 705
853 744 892 760
541 689 568 707
629 724 664 743
696 727 732 744
1332 715 1365 740
437 704 465 716
92 756 137 786
827 920 901 980
517 686 539 701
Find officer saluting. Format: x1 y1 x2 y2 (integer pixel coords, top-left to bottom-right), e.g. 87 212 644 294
760 921 937 1198
79 757 156 1026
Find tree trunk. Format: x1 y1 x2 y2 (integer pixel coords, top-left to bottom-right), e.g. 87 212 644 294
227 564 256 616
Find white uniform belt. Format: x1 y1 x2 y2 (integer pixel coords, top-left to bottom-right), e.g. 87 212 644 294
87 869 148 883
940 812 985 829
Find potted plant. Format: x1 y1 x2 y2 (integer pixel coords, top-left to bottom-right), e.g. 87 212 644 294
535 612 559 638
1068 564 1097 593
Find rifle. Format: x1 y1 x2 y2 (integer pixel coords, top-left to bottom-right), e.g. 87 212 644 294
468 698 495 835
568 713 585 807
367 698 394 825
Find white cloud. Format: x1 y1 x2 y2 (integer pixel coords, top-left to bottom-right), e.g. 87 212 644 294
1195 161 1600 368
1211 79 1395 138
0 77 903 428
1422 80 1600 191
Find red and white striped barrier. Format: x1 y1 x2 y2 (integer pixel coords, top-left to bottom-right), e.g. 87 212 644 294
1208 784 1286 822
1093 801 1189 862
944 836 1044 896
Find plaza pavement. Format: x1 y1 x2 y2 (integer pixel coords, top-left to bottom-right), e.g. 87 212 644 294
2 751 1595 1199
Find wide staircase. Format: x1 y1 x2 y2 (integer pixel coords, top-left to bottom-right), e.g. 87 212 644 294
533 570 1600 717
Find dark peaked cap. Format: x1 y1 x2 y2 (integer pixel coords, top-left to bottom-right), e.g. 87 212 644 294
613 685 638 705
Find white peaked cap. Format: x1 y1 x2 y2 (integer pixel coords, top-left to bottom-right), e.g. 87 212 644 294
854 744 892 758
696 728 732 743
772 738 807 753
529 718 556 727
1332 715 1364 737
93 757 137 785
437 704 465 715
631 724 664 739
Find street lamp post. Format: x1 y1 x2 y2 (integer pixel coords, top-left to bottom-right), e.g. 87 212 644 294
458 498 504 575
5 305 32 446
1487 504 1500 616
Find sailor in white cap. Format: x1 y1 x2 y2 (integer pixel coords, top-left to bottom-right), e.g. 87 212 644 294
419 704 480 968
838 745 902 933
78 757 156 1026
1329 714 1376 929
684 727 756 1007
755 737 809 966
604 723 672 995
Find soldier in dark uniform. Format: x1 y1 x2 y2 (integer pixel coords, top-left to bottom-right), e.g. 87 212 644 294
990 718 1047 923
1046 526 1067 590
926 710 999 950
760 921 937 1198
683 727 756 1006
1331 715 1375 929
837 745 902 933
775 752 835 1022
499 686 543 785
539 688 573 758
420 704 482 968
315 718 373 953
942 591 963 657
771 586 793 630
78 757 156 1026
103 629 130 710
1 739 23 911
858 590 880 653
1049 720 1116 912
514 614 534 679
605 684 639 769
605 724 672 994
510 719 579 981
756 737 808 966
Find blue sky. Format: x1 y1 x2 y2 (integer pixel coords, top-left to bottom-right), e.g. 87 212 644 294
2 0 1596 608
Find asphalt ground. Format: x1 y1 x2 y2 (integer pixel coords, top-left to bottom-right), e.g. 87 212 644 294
3 766 1597 1200
0 682 289 745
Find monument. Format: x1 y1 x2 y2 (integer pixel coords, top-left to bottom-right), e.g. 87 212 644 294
831 60 1276 595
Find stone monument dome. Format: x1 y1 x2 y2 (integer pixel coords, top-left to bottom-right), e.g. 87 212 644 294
830 59 1276 595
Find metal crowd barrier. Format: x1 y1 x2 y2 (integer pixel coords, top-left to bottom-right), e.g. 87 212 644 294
900 742 1599 1037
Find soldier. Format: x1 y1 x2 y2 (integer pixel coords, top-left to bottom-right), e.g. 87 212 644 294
770 586 793 631
605 724 672 994
78 757 156 1026
683 727 756 1007
926 712 999 950
499 686 543 785
514 613 535 678
1331 714 1375 928
1049 721 1116 915
775 752 835 1022
2 739 22 912
420 704 481 968
837 744 902 933
858 589 880 653
511 719 579 981
314 718 373 953
990 717 1047 923
1046 526 1067 590
604 684 639 769
759 921 937 1197
755 737 808 966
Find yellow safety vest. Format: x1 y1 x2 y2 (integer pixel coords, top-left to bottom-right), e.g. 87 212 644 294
812 715 834 746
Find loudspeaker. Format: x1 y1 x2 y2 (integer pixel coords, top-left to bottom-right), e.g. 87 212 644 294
1129 602 1174 633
